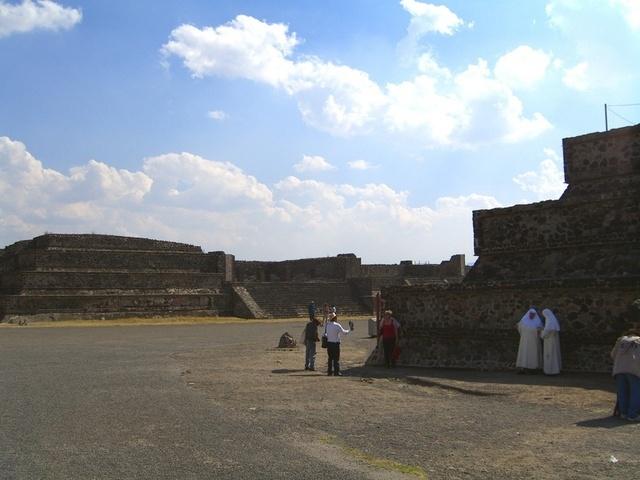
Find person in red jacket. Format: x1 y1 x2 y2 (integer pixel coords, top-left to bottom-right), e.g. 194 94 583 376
378 310 400 368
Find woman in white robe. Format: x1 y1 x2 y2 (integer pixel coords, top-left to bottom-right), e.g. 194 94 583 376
540 308 562 375
516 308 543 372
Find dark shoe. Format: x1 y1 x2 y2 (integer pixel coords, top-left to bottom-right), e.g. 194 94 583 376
335 372 343 376
308 367 315 371
327 372 333 376
304 367 309 370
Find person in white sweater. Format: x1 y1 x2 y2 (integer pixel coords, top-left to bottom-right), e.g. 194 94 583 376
324 313 354 376
611 330 640 421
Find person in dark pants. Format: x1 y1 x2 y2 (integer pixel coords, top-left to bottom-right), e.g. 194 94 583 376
325 313 353 376
378 310 400 368
303 317 321 371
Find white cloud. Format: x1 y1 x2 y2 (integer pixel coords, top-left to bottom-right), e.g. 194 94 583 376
293 155 336 173
494 45 552 90
162 15 549 147
400 0 465 36
0 0 81 38
386 58 551 146
162 16 387 136
546 0 640 93
207 110 227 121
160 16 297 86
398 1 467 64
562 61 589 91
612 0 640 29
142 152 273 209
0 136 506 262
513 148 566 200
347 159 376 170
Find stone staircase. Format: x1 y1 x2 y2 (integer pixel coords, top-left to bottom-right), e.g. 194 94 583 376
231 285 269 319
236 281 370 318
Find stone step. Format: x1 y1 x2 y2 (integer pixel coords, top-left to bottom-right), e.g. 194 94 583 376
1 292 225 316
1 271 223 292
237 281 370 318
10 250 215 272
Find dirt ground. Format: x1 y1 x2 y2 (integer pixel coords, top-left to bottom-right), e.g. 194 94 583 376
173 323 639 480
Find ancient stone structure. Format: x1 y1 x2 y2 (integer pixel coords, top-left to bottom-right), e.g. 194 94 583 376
377 125 640 372
0 234 230 320
0 234 465 321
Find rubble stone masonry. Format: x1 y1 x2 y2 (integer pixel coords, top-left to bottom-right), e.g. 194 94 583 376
379 125 640 372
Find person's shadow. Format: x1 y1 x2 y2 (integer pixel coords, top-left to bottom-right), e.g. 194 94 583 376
575 416 629 429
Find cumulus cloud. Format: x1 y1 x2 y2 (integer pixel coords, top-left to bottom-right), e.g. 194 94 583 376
207 110 227 121
549 0 640 32
546 0 640 93
513 148 566 200
398 1 467 64
612 0 640 29
386 57 551 146
162 16 387 136
293 155 336 173
0 136 503 262
347 159 376 170
400 0 465 36
162 15 550 147
0 0 81 38
494 45 552 90
562 61 589 91
142 152 273 209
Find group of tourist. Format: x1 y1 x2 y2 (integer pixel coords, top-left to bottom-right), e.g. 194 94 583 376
515 307 562 375
303 301 353 375
516 305 640 422
303 301 640 421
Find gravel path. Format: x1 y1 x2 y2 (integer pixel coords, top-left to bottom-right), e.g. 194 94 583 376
1 320 637 479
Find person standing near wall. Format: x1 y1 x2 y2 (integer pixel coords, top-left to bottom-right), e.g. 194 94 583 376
516 307 543 373
303 317 321 371
611 330 640 421
308 301 316 321
540 308 562 375
378 310 400 368
325 313 353 376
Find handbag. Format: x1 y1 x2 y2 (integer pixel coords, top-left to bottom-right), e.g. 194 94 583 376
321 323 328 348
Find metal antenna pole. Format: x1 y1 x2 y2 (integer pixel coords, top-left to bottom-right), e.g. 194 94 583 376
604 103 608 131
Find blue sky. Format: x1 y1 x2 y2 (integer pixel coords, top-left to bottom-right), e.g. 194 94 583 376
1 0 639 262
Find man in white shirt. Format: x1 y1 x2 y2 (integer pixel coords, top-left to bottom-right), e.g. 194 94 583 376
324 313 354 376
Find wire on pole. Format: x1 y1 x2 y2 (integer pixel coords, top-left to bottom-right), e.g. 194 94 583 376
604 102 639 130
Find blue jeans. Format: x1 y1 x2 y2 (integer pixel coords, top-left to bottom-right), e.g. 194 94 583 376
615 373 640 418
305 341 317 369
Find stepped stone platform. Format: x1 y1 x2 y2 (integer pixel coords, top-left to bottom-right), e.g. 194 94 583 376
377 124 640 372
1 235 465 322
0 234 228 321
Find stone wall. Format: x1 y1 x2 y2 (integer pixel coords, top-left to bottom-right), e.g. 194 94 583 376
0 234 226 320
384 280 638 372
376 125 640 372
472 198 639 257
360 255 465 280
0 235 465 320
562 124 640 184
234 254 362 282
